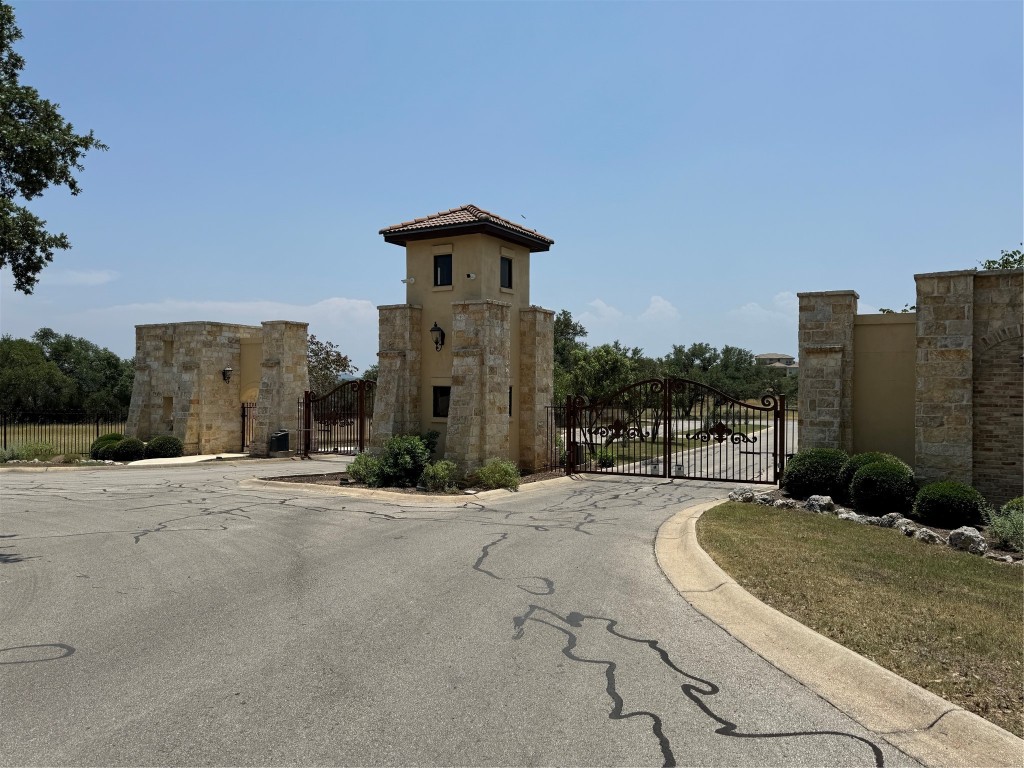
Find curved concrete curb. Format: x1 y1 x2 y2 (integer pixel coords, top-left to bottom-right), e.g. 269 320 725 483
656 499 1024 768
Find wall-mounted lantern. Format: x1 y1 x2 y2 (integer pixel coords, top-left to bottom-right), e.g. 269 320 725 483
222 367 234 382
429 322 445 352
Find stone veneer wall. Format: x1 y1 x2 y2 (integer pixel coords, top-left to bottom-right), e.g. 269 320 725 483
797 291 858 454
518 307 555 471
248 321 309 457
127 320 308 456
370 304 422 449
798 270 1022 508
445 300 511 472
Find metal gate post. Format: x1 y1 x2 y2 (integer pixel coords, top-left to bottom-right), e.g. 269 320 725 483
302 390 312 457
663 380 672 478
776 394 787 482
357 381 366 453
565 395 576 475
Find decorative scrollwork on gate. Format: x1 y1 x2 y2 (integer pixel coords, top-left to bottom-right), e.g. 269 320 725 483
585 417 650 444
686 421 758 445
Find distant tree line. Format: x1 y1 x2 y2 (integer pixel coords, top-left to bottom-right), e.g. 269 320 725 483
553 309 798 405
0 328 134 415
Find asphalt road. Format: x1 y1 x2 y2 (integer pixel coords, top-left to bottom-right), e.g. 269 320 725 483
1 459 920 767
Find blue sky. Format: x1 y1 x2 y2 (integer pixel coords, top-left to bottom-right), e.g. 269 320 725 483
2 0 1021 371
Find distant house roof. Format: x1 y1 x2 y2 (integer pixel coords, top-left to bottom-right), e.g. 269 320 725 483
756 352 794 360
379 204 554 252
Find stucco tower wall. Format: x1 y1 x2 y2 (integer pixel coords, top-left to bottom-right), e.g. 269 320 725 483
371 304 423 449
914 272 975 487
250 321 309 456
797 291 858 453
445 300 511 472
518 306 555 471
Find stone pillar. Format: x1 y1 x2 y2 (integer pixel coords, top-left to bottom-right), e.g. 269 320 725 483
913 271 975 486
370 304 422 448
250 321 309 457
971 271 1024 506
518 306 555 471
797 291 857 453
445 300 511 472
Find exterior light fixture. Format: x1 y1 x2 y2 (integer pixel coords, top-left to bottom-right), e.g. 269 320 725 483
222 367 233 382
429 322 445 352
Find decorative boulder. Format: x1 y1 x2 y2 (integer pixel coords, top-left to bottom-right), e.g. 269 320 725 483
862 516 884 526
755 493 775 506
838 511 863 523
947 526 988 556
895 519 919 536
773 499 799 509
806 495 835 513
879 513 905 528
729 488 756 503
914 528 946 545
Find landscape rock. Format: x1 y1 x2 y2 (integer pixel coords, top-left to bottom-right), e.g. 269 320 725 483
947 526 988 556
754 493 775 506
879 513 905 528
772 499 799 509
805 495 835 513
895 519 919 536
984 552 1014 563
861 516 884 526
914 528 946 545
838 511 864 523
728 488 756 503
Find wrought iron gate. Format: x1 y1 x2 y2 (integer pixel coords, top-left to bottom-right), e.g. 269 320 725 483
565 378 785 484
241 402 257 452
299 379 375 457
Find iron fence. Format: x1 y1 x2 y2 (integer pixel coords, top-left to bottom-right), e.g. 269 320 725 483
1 411 130 455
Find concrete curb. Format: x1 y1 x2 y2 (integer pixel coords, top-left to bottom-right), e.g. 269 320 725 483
655 499 1024 768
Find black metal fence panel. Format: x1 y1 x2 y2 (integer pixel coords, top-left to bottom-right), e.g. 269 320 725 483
562 379 787 484
1 411 129 455
298 380 376 456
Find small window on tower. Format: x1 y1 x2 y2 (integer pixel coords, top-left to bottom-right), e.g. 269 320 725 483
434 254 452 287
432 386 451 418
500 256 513 289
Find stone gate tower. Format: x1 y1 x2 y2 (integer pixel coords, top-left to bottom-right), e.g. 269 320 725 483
374 205 555 472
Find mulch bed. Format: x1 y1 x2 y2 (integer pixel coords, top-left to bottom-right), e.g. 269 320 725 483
262 468 566 494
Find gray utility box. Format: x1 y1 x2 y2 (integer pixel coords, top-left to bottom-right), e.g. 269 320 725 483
269 430 289 453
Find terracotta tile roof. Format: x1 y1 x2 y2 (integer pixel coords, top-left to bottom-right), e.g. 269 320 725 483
379 204 554 251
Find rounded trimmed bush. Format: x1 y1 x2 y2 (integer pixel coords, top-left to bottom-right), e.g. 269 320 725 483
475 459 520 491
97 441 121 461
849 461 917 515
912 481 987 528
780 448 849 499
144 435 184 459
837 452 910 501
420 460 460 492
377 434 431 487
111 437 146 462
90 433 123 460
348 452 382 486
984 496 1023 552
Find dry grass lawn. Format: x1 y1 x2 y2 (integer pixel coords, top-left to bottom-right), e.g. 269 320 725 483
697 502 1023 737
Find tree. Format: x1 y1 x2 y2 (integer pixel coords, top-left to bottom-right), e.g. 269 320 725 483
553 309 589 404
0 334 73 412
980 245 1023 271
307 334 356 394
1 2 107 294
31 327 133 413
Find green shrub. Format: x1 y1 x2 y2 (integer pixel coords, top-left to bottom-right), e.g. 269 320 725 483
348 452 383 486
420 460 461 492
144 435 184 459
89 433 124 460
985 497 1023 552
420 430 440 456
912 481 987 528
596 448 615 468
97 441 121 461
111 437 146 462
780 448 849 499
377 435 431 487
849 461 917 515
0 448 16 463
15 442 58 461
837 452 911 501
475 459 520 491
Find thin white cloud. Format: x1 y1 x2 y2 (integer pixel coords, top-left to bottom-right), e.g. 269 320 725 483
580 298 625 324
44 269 119 286
639 295 680 323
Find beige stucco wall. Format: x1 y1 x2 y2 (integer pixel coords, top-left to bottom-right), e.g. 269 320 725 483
852 314 915 464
